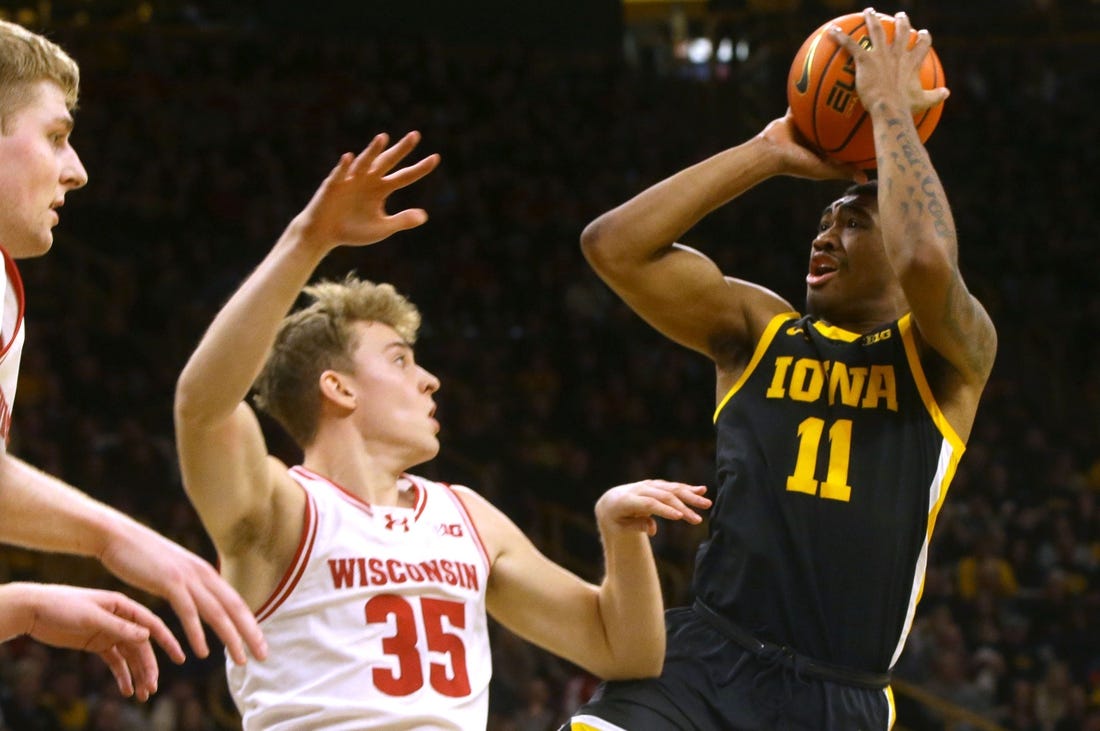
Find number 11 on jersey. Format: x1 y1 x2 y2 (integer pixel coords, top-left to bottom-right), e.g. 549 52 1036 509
786 417 853 502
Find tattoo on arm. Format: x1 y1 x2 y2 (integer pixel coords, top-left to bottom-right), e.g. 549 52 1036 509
942 273 996 378
880 116 956 243
882 114 994 379
920 175 953 240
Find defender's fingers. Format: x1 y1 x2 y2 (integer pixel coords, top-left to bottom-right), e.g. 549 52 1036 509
370 130 424 176
384 153 441 190
632 495 685 522
633 492 705 524
162 585 207 661
197 570 266 662
108 596 184 665
348 134 390 177
101 646 135 697
116 638 159 702
383 208 431 234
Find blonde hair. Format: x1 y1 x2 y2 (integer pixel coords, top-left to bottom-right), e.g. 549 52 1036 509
0 19 80 129
253 275 422 447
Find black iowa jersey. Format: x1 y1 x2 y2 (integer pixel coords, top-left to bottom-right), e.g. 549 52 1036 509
697 311 964 673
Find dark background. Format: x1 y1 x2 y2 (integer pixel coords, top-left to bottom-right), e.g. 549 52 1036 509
0 1 1097 729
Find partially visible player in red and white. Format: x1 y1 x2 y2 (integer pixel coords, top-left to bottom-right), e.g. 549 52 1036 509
175 131 711 729
0 18 266 699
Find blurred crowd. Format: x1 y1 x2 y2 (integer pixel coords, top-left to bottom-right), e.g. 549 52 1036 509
0 3 1097 730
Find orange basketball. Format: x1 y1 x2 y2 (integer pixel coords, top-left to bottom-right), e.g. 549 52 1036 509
786 12 945 169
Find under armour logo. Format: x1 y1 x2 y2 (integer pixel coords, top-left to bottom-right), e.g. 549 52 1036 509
384 514 411 532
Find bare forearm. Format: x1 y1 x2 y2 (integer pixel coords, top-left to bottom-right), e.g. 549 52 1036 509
595 529 665 678
175 219 329 423
584 137 782 262
870 100 958 270
0 454 128 557
0 583 37 640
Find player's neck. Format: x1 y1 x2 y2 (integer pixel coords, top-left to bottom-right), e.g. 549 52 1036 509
814 300 907 335
301 442 412 508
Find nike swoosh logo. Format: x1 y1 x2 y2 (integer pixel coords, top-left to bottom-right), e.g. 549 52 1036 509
794 31 826 94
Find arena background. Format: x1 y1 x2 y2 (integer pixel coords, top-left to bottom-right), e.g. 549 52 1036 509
0 0 1097 729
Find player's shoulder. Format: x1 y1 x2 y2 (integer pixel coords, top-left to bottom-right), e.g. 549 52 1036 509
443 483 497 516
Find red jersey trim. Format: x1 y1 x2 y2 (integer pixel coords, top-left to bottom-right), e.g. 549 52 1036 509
0 247 26 359
290 465 427 523
255 491 318 623
403 473 428 522
439 483 492 574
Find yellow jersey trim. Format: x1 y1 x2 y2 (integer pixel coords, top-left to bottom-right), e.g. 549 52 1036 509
897 314 966 455
571 716 628 731
713 312 800 423
811 319 861 342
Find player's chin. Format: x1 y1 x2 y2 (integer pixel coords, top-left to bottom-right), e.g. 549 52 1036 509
7 231 54 259
805 287 825 314
805 288 842 320
415 436 441 463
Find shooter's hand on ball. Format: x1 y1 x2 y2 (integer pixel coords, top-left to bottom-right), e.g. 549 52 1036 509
830 9 949 115
758 112 867 183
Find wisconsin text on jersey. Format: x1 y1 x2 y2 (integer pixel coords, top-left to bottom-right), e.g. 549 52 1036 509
327 556 480 591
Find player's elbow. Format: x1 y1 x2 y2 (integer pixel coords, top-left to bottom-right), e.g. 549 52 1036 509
580 214 635 282
580 216 611 267
173 374 203 427
593 625 666 681
599 642 666 681
173 371 222 430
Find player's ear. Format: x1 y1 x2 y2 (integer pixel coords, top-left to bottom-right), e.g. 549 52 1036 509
319 370 356 412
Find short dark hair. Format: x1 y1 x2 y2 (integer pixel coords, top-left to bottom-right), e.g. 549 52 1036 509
843 179 878 199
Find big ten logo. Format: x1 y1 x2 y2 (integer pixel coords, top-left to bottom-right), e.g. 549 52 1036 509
862 328 892 346
437 523 463 538
826 35 873 116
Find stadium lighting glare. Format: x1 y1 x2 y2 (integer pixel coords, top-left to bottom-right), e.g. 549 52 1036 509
687 37 712 64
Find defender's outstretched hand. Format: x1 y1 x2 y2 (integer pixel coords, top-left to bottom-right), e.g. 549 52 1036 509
596 480 712 536
0 582 180 700
830 9 949 114
295 131 441 250
100 523 266 666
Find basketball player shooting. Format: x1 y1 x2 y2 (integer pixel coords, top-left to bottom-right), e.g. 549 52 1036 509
174 130 711 729
563 9 996 731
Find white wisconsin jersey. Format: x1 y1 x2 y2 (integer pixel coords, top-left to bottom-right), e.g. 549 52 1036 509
227 466 492 731
0 249 26 453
